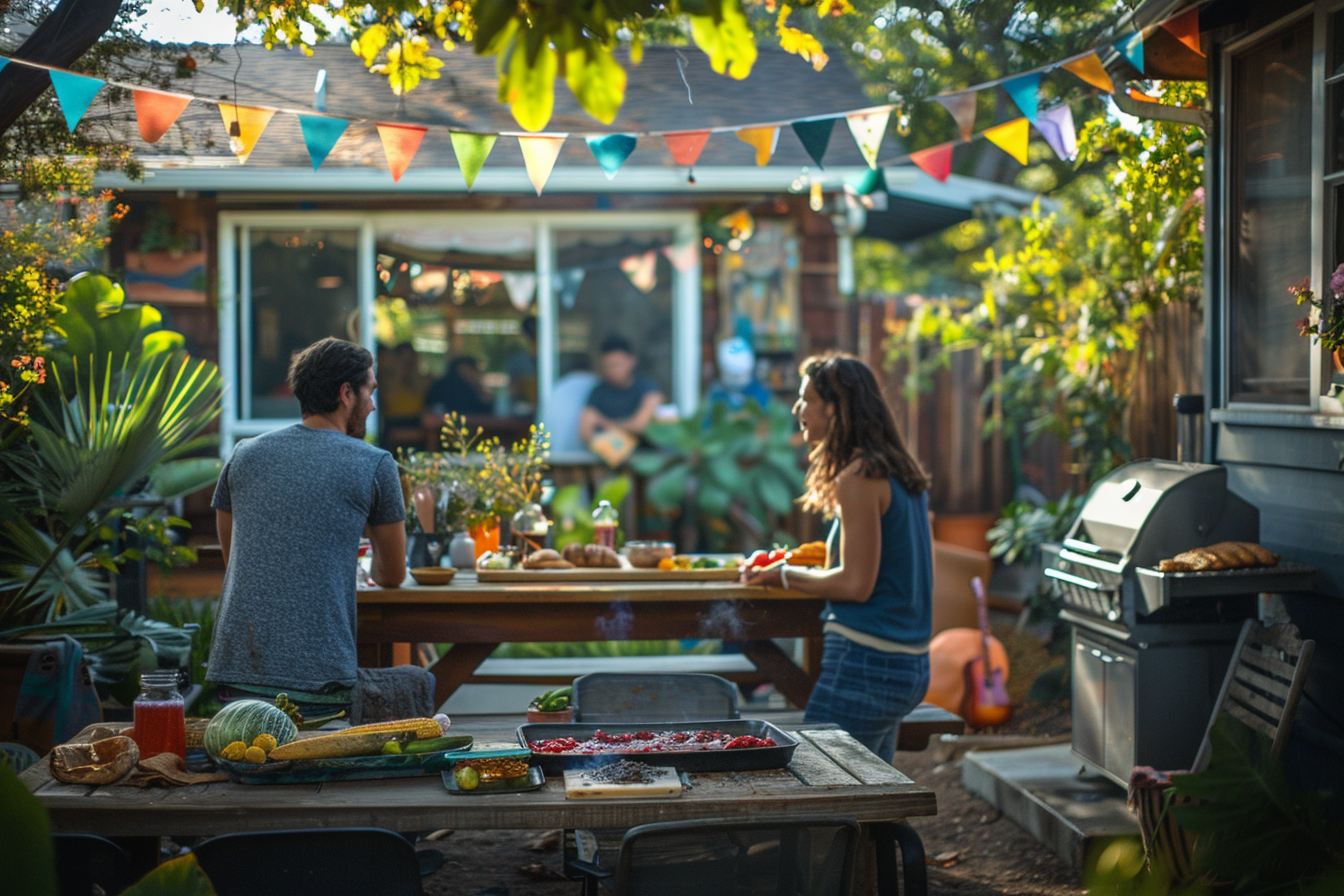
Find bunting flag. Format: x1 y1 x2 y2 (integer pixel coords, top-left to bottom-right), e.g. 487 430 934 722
553 267 586 310
519 135 566 195
1162 9 1203 57
133 89 192 144
1036 105 1077 161
450 132 497 190
377 123 428 182
846 108 891 169
662 242 699 273
1126 88 1161 103
501 271 537 311
1002 72 1042 124
984 118 1029 165
791 118 836 168
663 130 711 168
218 104 276 163
736 126 779 166
1062 54 1114 94
298 115 348 170
1116 33 1144 73
933 92 978 142
619 250 658 293
909 143 954 183
48 70 104 132
0 57 8 75
586 133 637 180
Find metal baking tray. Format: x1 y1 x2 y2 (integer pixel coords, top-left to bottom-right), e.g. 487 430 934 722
1136 561 1318 602
517 719 797 774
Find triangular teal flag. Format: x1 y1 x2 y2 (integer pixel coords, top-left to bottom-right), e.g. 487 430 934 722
1115 33 1144 73
585 134 637 180
791 118 837 169
0 57 8 75
298 115 348 170
1002 72 1042 124
48 70 105 132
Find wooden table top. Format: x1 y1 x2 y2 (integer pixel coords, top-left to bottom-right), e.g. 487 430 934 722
23 717 936 837
359 572 819 605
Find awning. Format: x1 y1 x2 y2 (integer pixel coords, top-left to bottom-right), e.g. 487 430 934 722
862 172 1042 244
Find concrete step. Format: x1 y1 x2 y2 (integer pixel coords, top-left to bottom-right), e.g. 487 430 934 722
961 743 1138 870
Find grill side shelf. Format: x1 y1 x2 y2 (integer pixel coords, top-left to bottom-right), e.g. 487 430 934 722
1136 562 1318 601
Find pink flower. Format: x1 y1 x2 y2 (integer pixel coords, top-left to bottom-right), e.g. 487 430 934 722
1330 263 1344 298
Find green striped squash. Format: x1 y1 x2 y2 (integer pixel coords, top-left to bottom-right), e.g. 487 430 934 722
204 699 298 759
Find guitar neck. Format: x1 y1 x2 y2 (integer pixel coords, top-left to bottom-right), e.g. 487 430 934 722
972 576 992 670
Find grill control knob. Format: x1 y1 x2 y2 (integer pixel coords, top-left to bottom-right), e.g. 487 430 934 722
1120 479 1142 501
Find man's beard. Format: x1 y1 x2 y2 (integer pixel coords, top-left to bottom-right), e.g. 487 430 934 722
347 412 367 439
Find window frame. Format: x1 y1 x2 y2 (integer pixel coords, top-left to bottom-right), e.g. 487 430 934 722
217 209 701 455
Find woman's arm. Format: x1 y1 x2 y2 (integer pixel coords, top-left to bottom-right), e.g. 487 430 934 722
741 472 883 602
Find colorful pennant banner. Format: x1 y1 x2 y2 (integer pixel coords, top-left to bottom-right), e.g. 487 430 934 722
737 126 779 167
663 130 711 168
586 133 637 180
133 89 192 144
1062 54 1115 94
519 135 566 194
299 115 348 170
846 109 891 169
378 123 428 182
450 132 497 189
1002 72 1042 124
1036 105 1077 162
49 71 104 133
791 118 836 169
909 144 954 183
984 118 1029 165
218 104 276 163
1162 9 1203 57
933 92 978 142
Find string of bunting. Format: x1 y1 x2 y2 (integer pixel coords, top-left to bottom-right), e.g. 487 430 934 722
0 8 1201 193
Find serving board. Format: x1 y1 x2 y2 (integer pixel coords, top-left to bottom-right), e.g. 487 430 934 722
478 566 738 583
563 766 683 799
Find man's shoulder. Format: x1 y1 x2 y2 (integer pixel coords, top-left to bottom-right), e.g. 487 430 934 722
237 426 392 464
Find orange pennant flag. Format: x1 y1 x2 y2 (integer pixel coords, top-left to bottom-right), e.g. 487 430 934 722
984 118 1029 166
909 143 954 183
218 105 276 164
1062 54 1115 94
1161 9 1204 57
736 127 779 166
134 90 191 144
663 130 711 167
1127 88 1161 103
377 124 428 182
518 135 567 195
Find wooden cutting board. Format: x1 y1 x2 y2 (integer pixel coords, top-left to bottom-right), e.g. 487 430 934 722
478 566 738 583
563 767 684 799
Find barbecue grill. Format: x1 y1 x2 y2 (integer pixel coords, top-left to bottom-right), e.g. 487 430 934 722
1045 460 1317 785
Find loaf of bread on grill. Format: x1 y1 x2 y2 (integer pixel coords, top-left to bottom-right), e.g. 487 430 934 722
1157 541 1280 572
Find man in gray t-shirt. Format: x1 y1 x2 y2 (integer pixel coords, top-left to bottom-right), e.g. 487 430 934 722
209 337 407 696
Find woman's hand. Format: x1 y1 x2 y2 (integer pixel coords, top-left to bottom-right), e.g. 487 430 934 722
741 560 786 588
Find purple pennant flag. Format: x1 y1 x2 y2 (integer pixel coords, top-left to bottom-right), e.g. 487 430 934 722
1036 105 1077 162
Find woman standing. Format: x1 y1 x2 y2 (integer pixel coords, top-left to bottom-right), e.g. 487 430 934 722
742 353 932 762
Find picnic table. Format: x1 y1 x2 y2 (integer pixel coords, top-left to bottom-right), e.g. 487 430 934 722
23 715 937 894
357 572 829 709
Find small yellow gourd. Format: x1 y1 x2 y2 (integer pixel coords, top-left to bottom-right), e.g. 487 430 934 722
252 733 278 753
220 741 248 761
243 745 267 764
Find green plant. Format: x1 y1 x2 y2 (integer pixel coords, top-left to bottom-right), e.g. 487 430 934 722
1292 267 1344 355
987 492 1083 566
632 400 804 553
146 596 219 711
136 207 195 255
551 476 631 550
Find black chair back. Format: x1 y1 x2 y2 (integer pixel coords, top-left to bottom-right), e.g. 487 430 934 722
53 833 134 896
192 827 424 896
573 672 739 723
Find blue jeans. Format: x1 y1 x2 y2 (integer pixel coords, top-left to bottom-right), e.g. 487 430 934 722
802 632 931 763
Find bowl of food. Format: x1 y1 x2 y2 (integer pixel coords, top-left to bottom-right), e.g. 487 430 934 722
410 567 457 586
624 541 676 569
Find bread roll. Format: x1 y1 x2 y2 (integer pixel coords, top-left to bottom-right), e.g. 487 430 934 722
524 549 569 570
1157 541 1280 573
583 544 621 568
561 543 586 565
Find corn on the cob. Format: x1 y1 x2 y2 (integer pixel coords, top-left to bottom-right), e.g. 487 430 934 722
332 718 443 740
268 729 416 761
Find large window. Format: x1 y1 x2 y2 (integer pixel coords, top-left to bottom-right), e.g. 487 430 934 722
1226 16 1314 405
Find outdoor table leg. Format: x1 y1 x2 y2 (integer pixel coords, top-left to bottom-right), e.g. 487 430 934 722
871 821 927 896
423 641 500 706
738 639 815 708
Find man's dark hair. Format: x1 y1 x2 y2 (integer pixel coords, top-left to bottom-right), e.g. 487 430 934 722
288 337 373 416
600 333 633 356
521 316 538 341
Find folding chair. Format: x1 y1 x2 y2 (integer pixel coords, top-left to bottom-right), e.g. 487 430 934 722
192 827 424 896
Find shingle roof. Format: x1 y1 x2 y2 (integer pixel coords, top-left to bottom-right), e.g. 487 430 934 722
103 42 881 171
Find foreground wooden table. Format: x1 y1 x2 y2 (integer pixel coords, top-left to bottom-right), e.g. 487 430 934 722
357 573 828 708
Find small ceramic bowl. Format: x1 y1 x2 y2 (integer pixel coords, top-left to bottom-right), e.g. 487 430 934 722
410 567 458 586
525 707 574 723
625 541 676 569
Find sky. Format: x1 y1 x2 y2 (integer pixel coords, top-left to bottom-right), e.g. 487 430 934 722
138 0 250 45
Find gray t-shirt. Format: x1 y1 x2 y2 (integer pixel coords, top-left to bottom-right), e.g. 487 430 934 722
208 425 405 691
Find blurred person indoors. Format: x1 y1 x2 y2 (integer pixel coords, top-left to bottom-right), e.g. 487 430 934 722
423 356 494 428
706 336 772 411
579 333 665 442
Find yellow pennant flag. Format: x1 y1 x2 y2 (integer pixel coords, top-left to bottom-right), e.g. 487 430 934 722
1062 54 1115 94
736 126 779 166
218 104 276 164
846 108 892 169
518 135 567 195
984 118 1029 165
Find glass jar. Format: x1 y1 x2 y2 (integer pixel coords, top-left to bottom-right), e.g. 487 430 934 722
591 500 619 549
511 503 550 557
132 670 186 760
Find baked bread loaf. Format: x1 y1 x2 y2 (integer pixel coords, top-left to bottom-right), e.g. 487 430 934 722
1157 541 1280 573
523 549 574 570
561 543 622 568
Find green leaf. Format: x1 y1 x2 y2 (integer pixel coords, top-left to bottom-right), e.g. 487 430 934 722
0 764 56 896
472 0 517 54
628 453 668 476
706 453 740 489
690 0 757 81
506 37 558 132
565 43 625 125
754 472 794 515
119 853 217 896
594 475 631 510
647 464 690 509
147 458 224 501
696 483 731 516
142 329 185 357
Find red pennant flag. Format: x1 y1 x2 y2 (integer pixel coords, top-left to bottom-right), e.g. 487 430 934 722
909 144 954 183
133 90 191 144
377 123 428 182
1161 9 1204 57
663 130 711 167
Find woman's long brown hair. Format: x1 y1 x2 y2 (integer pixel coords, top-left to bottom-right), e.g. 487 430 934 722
798 353 929 514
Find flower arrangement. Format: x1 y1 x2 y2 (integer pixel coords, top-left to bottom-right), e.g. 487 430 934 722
1292 266 1344 355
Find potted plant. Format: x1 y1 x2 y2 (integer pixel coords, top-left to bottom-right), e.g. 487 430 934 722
1292 268 1344 377
986 492 1084 616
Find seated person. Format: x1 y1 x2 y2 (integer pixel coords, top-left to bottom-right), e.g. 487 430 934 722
579 333 666 443
504 316 538 414
706 337 772 411
422 357 494 431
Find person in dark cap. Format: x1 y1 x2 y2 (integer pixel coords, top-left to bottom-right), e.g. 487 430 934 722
579 333 666 442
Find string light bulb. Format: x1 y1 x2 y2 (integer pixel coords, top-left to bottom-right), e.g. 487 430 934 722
809 181 824 212
228 118 245 156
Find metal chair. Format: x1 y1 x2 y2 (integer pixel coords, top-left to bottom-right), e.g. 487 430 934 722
52 833 135 896
567 816 860 896
573 672 739 723
192 827 425 896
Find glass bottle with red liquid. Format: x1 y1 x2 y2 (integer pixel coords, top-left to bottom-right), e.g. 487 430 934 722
132 670 186 761
591 500 618 549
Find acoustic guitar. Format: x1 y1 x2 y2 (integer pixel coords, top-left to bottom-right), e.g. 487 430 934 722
925 577 1012 727
961 576 1012 728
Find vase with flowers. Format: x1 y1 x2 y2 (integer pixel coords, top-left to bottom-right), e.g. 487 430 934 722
1292 266 1344 377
